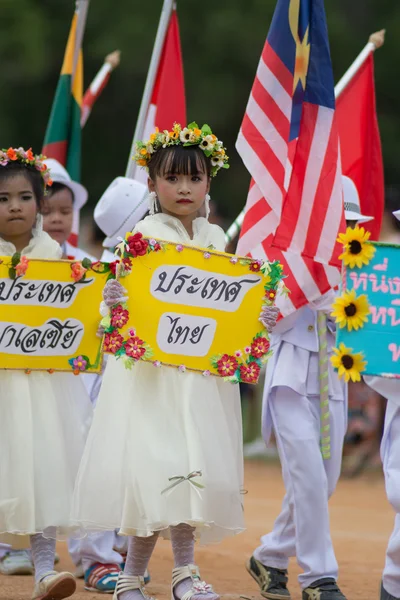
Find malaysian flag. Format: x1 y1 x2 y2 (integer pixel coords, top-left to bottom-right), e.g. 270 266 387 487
236 0 345 316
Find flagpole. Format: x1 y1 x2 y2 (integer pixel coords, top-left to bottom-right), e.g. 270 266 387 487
73 0 90 83
125 0 175 178
81 51 121 128
225 29 386 245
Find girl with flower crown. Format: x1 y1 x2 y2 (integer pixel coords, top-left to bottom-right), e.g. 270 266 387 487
0 148 93 600
71 124 248 600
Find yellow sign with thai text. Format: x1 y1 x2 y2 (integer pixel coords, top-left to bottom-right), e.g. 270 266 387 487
103 238 283 384
0 256 106 372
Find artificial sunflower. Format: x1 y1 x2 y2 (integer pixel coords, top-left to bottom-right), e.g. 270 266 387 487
337 226 376 268
330 343 367 382
331 289 370 331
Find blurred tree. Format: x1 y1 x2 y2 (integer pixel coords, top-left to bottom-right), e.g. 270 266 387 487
1 0 399 224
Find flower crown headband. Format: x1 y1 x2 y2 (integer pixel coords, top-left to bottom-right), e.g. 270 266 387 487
133 122 230 178
0 147 53 189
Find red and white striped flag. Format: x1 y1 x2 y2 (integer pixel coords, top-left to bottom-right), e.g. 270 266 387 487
134 9 186 184
236 0 345 316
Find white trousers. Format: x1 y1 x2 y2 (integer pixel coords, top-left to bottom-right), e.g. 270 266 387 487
382 400 400 598
68 531 126 569
254 387 346 589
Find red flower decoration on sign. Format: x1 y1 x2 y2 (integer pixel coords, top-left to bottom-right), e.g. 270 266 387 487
103 331 124 354
249 261 261 272
251 336 270 358
240 362 261 383
216 354 239 377
126 233 149 257
111 305 129 329
265 289 277 301
125 336 146 360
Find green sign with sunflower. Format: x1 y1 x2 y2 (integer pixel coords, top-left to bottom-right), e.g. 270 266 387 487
332 227 400 381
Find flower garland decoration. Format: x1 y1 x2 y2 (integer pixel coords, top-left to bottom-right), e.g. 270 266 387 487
101 308 154 369
330 343 367 383
331 289 370 331
0 147 53 188
115 232 166 262
83 234 165 371
68 256 134 284
133 122 229 178
337 226 376 269
209 258 286 384
8 253 29 280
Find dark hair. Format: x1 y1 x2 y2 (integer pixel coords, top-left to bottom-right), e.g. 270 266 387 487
148 144 211 181
47 182 74 203
0 161 44 207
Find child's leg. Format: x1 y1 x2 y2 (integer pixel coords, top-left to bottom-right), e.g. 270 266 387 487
31 529 76 600
30 529 57 582
170 524 218 600
118 533 158 600
256 387 339 589
79 531 123 593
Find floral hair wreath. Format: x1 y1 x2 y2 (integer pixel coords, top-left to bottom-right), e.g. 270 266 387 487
0 147 53 189
133 122 230 178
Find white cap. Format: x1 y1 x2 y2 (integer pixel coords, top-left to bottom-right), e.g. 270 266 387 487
94 177 149 248
342 175 373 223
45 158 88 210
393 209 400 221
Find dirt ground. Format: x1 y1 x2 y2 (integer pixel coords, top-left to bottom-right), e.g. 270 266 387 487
0 459 393 600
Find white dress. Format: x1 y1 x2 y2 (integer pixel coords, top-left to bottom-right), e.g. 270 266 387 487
0 229 93 540
72 214 245 544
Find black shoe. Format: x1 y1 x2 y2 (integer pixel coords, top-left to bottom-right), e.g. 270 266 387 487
246 555 291 599
302 578 346 600
381 581 400 600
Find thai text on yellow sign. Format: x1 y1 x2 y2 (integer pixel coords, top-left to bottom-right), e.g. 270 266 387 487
0 256 106 372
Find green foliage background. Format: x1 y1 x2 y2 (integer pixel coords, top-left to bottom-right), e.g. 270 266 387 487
1 0 398 223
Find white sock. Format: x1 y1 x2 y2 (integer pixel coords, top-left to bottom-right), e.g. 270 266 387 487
30 528 56 583
171 524 219 600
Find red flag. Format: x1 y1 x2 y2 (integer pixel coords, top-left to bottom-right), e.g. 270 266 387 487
336 54 384 240
134 9 186 184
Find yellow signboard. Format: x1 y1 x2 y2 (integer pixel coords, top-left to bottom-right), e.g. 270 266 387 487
101 237 284 384
0 256 106 373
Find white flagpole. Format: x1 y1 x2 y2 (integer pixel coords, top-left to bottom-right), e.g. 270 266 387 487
125 0 175 178
73 0 90 84
225 29 386 245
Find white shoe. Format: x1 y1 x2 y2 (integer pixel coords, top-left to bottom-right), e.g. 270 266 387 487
32 571 76 600
171 564 217 600
113 572 155 599
0 550 34 575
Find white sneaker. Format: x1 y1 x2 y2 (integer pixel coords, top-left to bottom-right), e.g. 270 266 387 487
32 571 76 600
0 550 34 575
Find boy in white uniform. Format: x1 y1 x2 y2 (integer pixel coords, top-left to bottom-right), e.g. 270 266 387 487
247 177 373 600
366 208 400 600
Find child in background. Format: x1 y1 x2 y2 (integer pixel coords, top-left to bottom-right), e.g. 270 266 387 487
94 176 148 263
0 147 94 600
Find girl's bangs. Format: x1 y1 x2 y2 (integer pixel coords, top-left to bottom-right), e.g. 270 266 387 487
159 146 208 176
